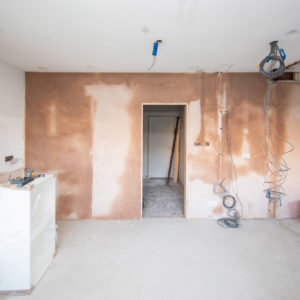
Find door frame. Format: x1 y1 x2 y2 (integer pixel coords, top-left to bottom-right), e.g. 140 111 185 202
141 103 188 218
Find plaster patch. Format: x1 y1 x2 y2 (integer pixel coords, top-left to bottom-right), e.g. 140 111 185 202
188 99 201 144
68 212 78 219
186 179 220 218
233 129 251 166
86 85 132 217
47 103 57 136
56 180 81 197
236 172 267 218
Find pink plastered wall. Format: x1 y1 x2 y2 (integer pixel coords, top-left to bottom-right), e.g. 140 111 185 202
25 73 300 219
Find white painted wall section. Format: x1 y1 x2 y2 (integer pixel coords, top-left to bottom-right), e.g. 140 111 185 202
0 60 25 179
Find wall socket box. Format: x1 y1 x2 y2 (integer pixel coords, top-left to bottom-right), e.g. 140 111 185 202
194 141 210 146
5 155 14 162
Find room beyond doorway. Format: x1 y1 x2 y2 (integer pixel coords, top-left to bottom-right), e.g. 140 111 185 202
142 105 186 217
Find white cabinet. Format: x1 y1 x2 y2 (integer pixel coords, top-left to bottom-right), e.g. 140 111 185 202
0 174 56 293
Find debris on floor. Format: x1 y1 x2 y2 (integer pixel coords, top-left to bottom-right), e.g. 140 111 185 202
143 178 184 217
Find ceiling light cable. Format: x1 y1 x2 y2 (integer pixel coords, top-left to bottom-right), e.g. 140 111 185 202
259 41 286 80
147 56 157 71
148 40 162 71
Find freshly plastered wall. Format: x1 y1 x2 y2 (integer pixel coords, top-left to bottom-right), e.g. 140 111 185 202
25 73 300 220
274 82 300 218
0 61 25 183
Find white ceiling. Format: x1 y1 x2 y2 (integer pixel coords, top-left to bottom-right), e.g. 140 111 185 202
0 0 299 72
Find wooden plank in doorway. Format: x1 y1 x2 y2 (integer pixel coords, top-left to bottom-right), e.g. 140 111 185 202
173 119 181 183
167 116 180 184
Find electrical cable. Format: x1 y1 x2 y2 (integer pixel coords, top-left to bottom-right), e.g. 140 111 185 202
259 41 286 80
223 194 236 209
259 41 293 210
262 79 294 207
214 111 243 228
148 56 157 71
217 217 239 229
213 181 227 197
148 40 162 71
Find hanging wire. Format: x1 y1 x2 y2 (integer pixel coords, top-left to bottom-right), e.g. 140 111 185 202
262 80 294 206
147 40 162 71
214 111 243 228
148 56 157 71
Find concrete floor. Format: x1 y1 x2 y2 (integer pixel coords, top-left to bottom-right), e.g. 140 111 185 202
143 178 184 217
4 218 300 300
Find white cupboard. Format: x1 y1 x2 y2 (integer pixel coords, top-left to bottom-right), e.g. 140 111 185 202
0 174 56 293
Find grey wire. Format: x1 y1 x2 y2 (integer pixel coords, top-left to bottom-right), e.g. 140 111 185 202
262 79 294 206
259 41 285 80
148 56 157 71
213 182 227 197
215 112 243 228
223 194 236 209
217 217 239 229
223 112 244 217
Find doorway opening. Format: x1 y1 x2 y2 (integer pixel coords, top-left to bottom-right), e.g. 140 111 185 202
142 104 186 217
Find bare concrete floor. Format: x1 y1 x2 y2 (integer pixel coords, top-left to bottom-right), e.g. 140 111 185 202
143 178 184 217
4 218 300 300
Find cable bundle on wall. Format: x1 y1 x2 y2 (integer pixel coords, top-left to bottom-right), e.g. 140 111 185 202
263 80 294 208
259 41 294 211
259 41 286 80
213 111 243 228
